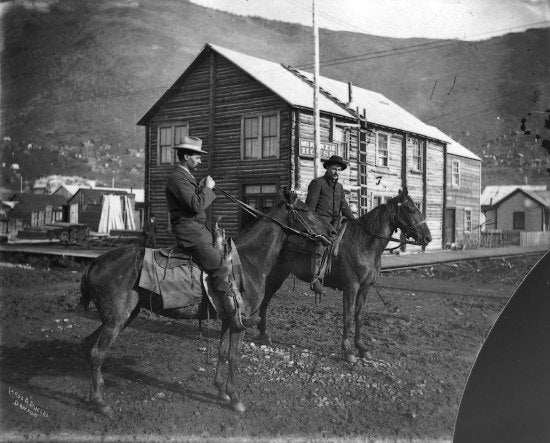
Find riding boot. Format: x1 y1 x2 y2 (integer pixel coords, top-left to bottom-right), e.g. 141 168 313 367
310 253 325 295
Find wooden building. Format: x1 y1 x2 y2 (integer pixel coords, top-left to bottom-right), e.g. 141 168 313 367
138 44 481 249
481 185 549 232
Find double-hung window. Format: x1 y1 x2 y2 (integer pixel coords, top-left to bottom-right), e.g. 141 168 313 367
242 114 279 159
411 138 423 172
376 132 389 167
465 209 472 232
241 183 278 228
451 159 461 188
158 124 189 165
333 126 349 159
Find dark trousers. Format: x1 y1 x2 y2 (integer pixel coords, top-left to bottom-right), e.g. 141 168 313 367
187 242 230 297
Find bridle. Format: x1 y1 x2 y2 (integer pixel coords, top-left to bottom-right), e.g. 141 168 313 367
359 198 426 251
215 186 332 246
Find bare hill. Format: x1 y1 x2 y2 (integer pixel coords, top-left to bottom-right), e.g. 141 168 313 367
2 0 549 187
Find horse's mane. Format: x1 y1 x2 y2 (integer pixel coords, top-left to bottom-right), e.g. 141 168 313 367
347 204 392 243
235 200 285 250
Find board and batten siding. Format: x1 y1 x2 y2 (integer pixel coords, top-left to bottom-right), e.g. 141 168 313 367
446 154 481 244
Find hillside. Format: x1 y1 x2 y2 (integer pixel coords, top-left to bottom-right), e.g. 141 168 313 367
2 0 549 189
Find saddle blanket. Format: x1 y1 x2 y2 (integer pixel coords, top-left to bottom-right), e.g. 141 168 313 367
138 248 205 310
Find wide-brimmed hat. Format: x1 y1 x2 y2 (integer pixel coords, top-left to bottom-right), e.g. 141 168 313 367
323 155 348 171
173 136 208 155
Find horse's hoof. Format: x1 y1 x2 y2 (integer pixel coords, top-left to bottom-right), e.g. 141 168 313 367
345 353 358 364
257 334 272 347
99 403 115 418
218 391 231 402
231 401 246 413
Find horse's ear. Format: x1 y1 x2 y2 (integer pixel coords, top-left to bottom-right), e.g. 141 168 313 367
400 187 409 199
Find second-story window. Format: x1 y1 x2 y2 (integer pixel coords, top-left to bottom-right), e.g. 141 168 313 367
242 113 279 160
158 124 188 165
411 138 423 172
451 159 461 187
376 132 389 167
333 126 349 159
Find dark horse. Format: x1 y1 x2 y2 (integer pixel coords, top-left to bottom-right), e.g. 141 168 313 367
257 188 432 363
79 190 336 415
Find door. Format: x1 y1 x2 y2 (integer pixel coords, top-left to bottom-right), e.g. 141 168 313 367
445 208 456 244
69 203 79 224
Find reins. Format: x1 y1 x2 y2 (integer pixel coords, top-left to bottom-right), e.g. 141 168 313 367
357 202 426 251
215 186 332 245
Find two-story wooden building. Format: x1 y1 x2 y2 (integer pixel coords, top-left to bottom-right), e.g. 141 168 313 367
138 43 481 249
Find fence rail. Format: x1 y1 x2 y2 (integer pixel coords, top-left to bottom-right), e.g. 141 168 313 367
480 230 520 247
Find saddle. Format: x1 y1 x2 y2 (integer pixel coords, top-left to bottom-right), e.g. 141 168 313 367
153 247 194 269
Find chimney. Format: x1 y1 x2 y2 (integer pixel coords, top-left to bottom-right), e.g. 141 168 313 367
348 82 353 104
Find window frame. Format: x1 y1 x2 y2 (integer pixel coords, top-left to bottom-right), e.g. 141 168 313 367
240 181 279 229
241 112 280 160
157 123 189 165
464 208 472 232
451 159 461 188
333 125 350 160
375 131 389 167
410 137 424 173
513 211 525 230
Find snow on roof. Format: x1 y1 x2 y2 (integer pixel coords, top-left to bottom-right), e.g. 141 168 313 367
209 44 355 119
424 126 481 161
481 185 548 206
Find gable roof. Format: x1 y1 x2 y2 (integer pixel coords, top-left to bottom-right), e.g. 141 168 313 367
481 185 549 207
69 188 131 205
10 193 67 207
139 43 482 153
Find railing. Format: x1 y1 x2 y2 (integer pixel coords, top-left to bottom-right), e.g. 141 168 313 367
480 229 520 247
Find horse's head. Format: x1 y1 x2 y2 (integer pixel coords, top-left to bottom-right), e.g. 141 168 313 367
387 187 432 246
278 187 336 246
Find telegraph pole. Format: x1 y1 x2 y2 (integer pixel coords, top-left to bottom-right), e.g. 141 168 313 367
312 0 320 178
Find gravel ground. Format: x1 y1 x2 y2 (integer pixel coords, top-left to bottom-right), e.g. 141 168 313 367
0 254 540 441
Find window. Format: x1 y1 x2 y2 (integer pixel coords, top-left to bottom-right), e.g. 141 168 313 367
241 183 278 229
411 138 423 172
451 159 460 187
242 114 279 159
513 212 525 230
158 124 188 165
333 126 349 159
465 209 472 232
376 132 389 167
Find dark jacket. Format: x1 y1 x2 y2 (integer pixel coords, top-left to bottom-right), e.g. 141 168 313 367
306 174 355 223
165 165 216 247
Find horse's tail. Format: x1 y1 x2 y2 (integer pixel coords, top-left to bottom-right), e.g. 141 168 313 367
79 264 93 311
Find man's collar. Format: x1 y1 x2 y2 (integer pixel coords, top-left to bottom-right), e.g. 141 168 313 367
323 173 338 186
177 164 193 176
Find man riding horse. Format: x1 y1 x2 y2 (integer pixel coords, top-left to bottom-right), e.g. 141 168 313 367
165 135 237 318
305 155 356 295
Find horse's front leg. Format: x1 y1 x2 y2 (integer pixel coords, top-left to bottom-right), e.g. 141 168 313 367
214 320 231 402
341 281 359 364
354 282 371 359
257 268 288 345
225 327 246 413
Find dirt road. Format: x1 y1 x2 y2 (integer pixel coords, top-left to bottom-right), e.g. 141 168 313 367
0 255 538 441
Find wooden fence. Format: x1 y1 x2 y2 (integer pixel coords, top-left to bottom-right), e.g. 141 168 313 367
480 230 520 247
520 231 550 248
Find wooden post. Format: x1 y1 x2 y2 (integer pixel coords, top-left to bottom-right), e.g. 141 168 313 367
312 0 320 178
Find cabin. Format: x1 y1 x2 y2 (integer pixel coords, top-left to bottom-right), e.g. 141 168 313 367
138 43 481 250
481 185 549 231
67 188 137 232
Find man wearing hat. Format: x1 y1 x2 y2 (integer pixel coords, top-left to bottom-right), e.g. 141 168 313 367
306 155 356 294
165 135 236 317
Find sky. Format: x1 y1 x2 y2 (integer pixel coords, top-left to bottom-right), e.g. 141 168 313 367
190 0 549 41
